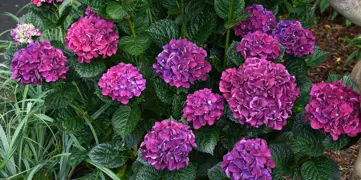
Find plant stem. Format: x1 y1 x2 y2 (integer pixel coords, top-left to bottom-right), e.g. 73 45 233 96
126 16 137 39
224 0 234 67
181 0 186 38
72 81 86 105
147 0 153 24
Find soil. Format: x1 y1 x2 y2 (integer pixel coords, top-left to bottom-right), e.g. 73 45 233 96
310 16 361 180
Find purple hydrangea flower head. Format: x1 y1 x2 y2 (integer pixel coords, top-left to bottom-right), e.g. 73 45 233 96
221 138 275 180
153 39 212 88
219 58 300 130
10 40 69 84
237 31 281 61
140 120 197 171
11 22 42 45
234 4 276 37
272 20 315 56
305 80 361 140
98 63 146 104
183 88 224 129
65 8 119 63
31 0 63 6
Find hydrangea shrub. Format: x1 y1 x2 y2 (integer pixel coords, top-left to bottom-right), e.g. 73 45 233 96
2 0 358 180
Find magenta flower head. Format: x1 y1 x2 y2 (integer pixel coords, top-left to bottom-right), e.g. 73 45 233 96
234 4 276 37
237 31 281 61
221 138 275 180
140 120 197 171
65 8 119 63
31 0 63 6
219 58 299 130
11 22 42 45
153 39 212 88
272 20 315 56
98 63 146 104
183 88 224 129
10 40 69 84
305 80 361 140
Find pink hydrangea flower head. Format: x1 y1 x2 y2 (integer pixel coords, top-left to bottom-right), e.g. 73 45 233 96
183 88 224 129
65 8 119 63
221 138 275 180
305 80 361 140
237 31 281 61
31 0 63 6
98 63 146 104
140 120 197 171
219 58 300 130
11 22 42 45
272 20 315 56
10 40 69 84
234 4 276 37
153 39 212 88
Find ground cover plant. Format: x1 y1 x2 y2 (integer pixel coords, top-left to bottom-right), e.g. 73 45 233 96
1 0 361 179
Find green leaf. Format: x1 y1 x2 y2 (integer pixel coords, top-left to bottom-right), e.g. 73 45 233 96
56 109 84 133
29 5 58 29
227 41 244 67
289 6 315 28
172 95 185 120
269 143 294 175
320 0 330 13
56 5 73 26
174 164 197 180
68 151 88 167
74 60 106 78
153 78 175 104
40 28 65 42
88 143 128 168
20 12 44 30
296 74 312 95
345 50 360 67
118 34 152 56
45 85 77 108
106 2 127 21
323 135 350 151
186 10 216 45
292 111 308 136
185 0 206 18
146 19 180 47
112 105 141 137
136 165 165 180
214 0 245 20
327 73 341 82
195 127 220 155
124 124 146 148
305 47 329 67
293 128 324 157
208 163 227 180
224 14 250 29
301 156 340 180
284 57 309 76
120 12 149 35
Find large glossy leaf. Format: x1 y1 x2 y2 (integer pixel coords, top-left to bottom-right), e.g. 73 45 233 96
112 105 142 137
214 0 245 20
118 34 152 55
74 60 106 78
88 143 128 168
301 156 340 180
106 2 127 21
195 127 220 155
146 20 180 47
186 10 216 45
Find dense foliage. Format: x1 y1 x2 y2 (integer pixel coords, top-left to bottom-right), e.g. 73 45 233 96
1 0 360 179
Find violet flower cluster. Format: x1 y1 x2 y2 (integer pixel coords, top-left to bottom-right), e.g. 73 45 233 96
11 22 42 45
221 138 275 180
140 120 197 171
10 40 69 84
305 80 361 140
237 31 281 61
272 20 315 56
183 88 224 129
65 8 119 63
31 0 63 6
98 63 146 104
234 4 276 37
153 39 212 88
219 58 299 130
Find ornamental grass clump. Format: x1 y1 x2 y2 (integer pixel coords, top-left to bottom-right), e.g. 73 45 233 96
306 80 361 140
11 22 42 45
237 31 281 61
65 8 119 63
183 88 224 129
219 58 299 130
98 63 146 104
10 40 69 84
140 120 197 171
153 39 212 88
234 4 276 37
221 138 275 180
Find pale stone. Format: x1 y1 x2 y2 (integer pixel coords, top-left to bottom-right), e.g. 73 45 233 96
329 0 361 26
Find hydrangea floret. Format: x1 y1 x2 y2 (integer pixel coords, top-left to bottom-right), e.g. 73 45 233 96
98 63 146 104
10 40 69 84
272 20 315 56
65 8 119 63
183 88 224 129
219 58 299 130
237 31 280 61
140 120 197 171
305 80 361 140
31 0 63 6
221 138 275 180
11 22 42 45
153 39 212 88
234 4 276 37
